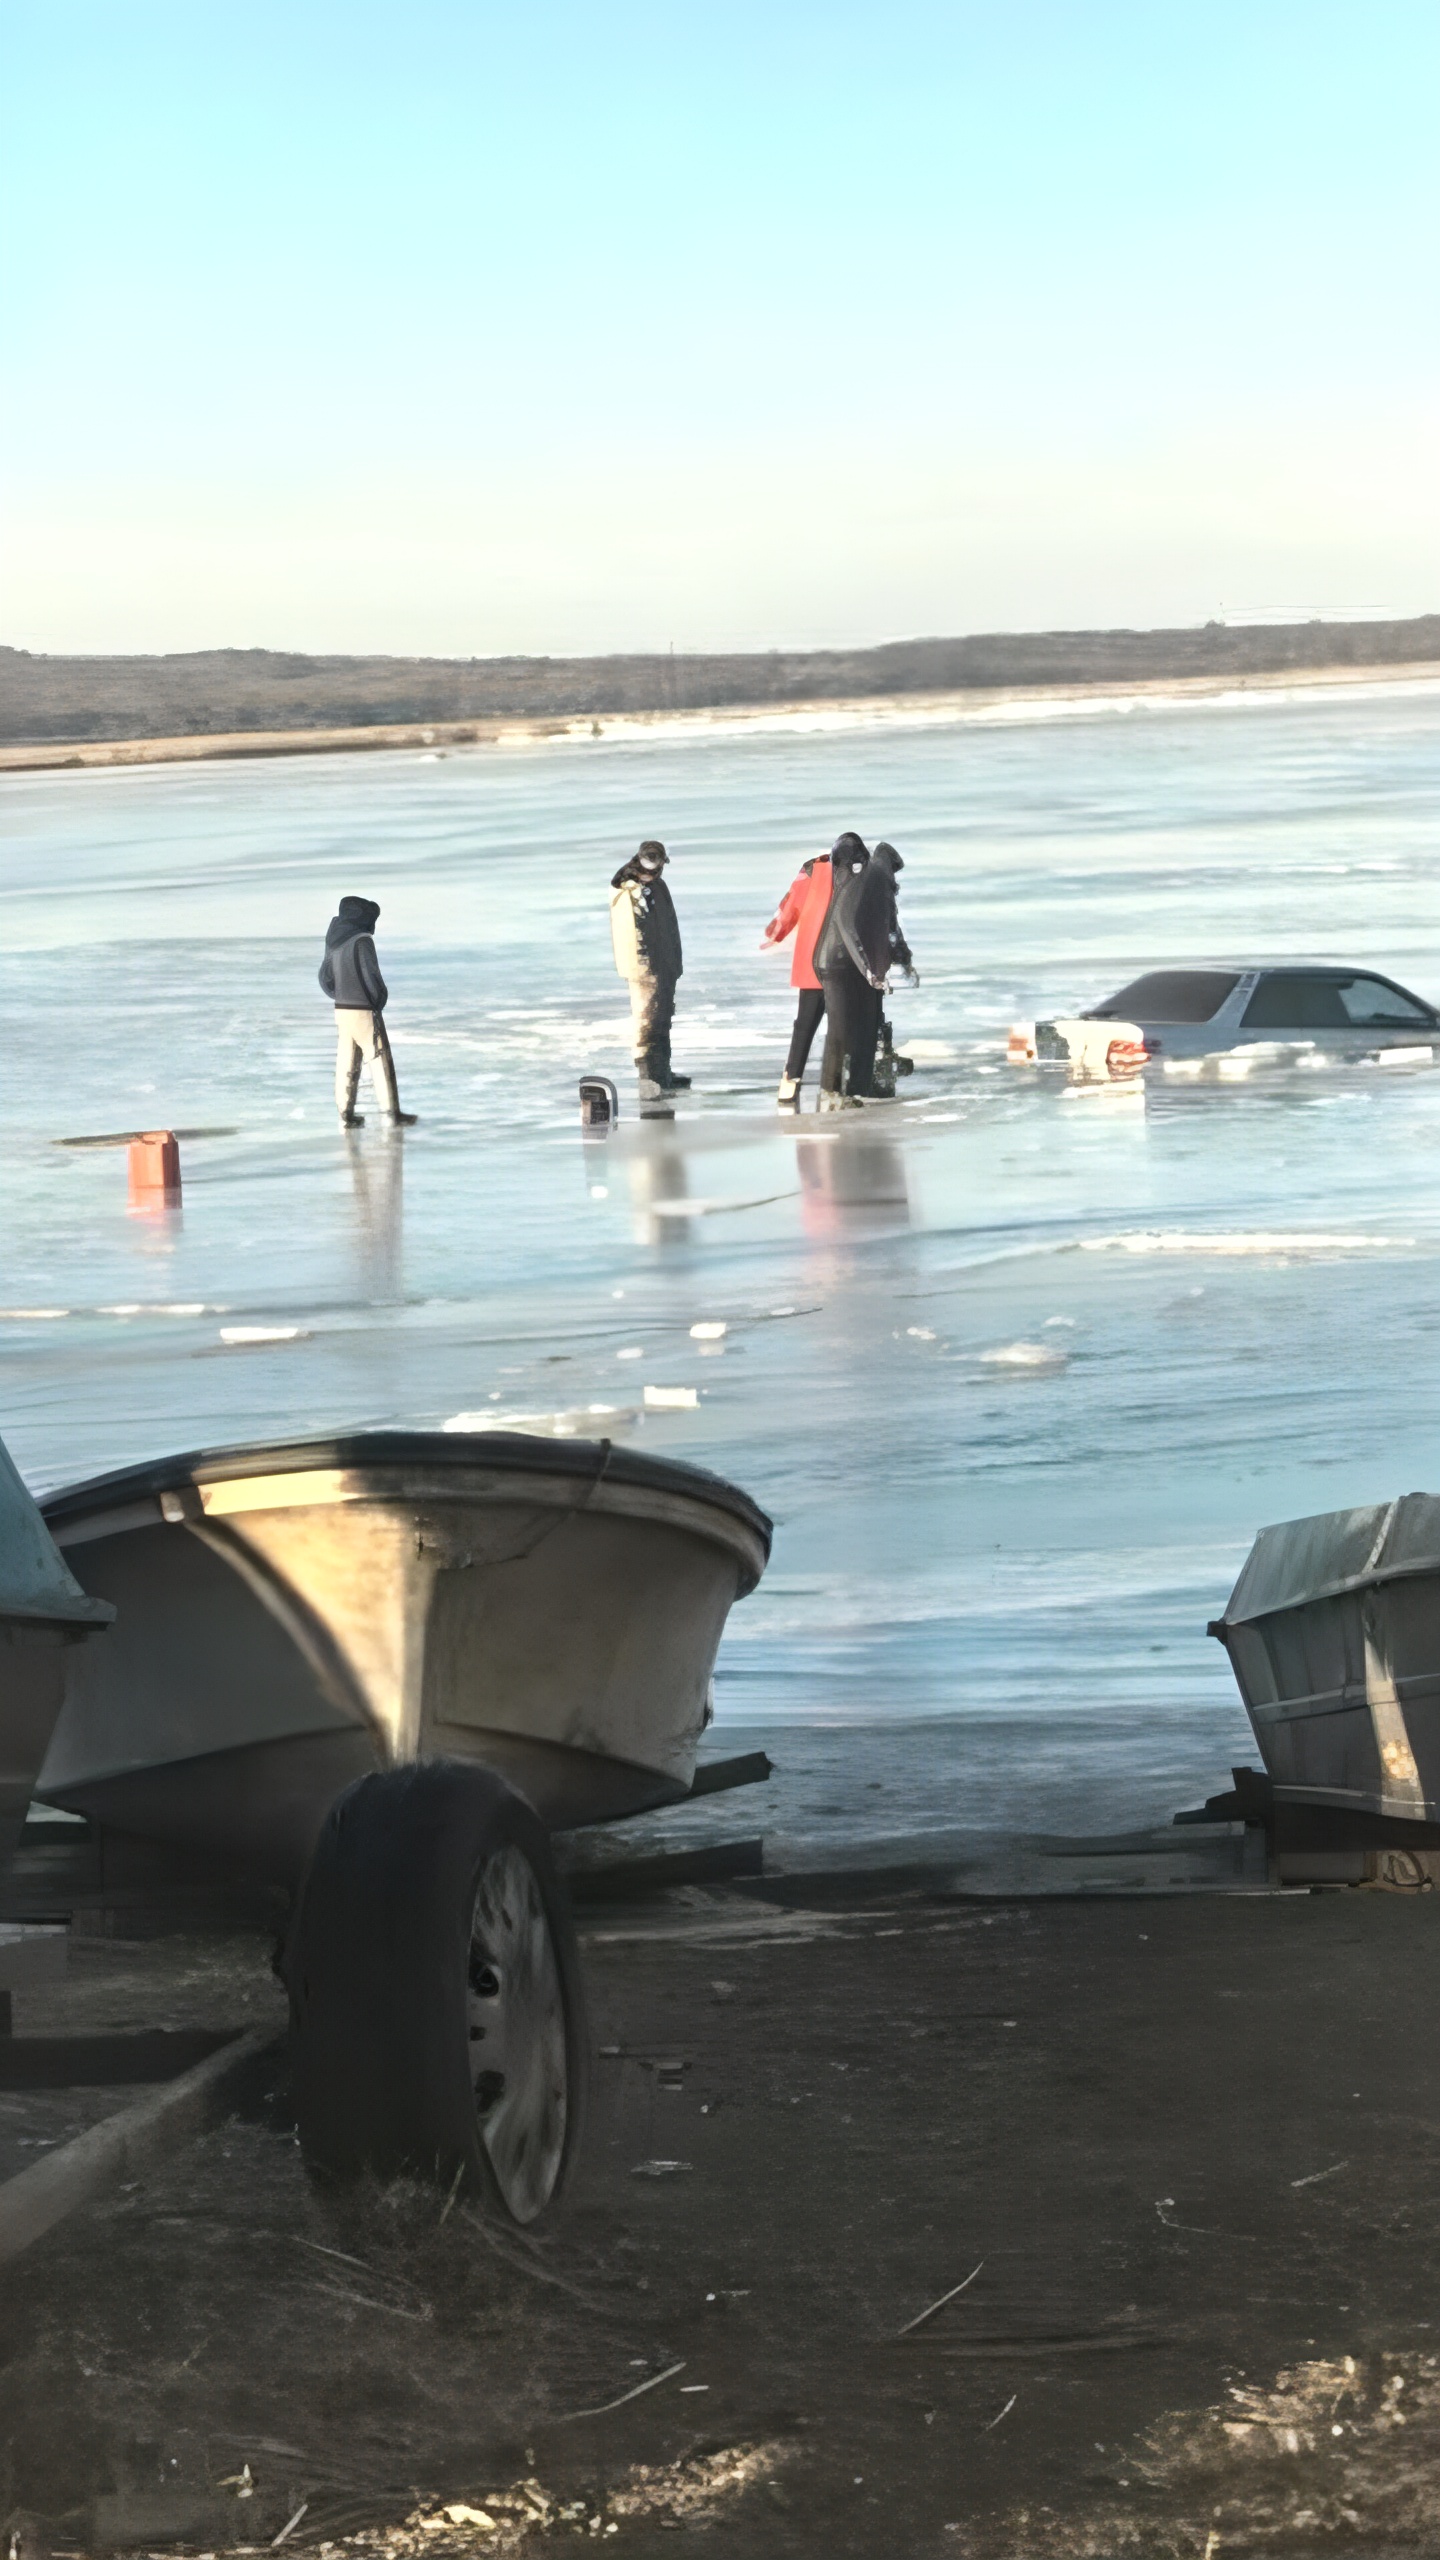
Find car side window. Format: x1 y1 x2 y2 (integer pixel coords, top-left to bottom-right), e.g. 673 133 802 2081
1089 970 1239 1022
1335 976 1433 1026
1241 974 1351 1030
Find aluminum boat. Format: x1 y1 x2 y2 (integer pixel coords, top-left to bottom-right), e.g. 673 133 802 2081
38 1429 772 1879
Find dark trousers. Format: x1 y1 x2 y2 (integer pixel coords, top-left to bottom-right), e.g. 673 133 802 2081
849 981 882 1096
784 987 826 1080
629 974 676 1083
820 961 879 1094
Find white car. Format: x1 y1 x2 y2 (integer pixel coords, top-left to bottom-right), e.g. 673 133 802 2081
1009 964 1440 1077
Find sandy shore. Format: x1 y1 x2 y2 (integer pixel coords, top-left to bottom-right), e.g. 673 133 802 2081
4 658 1440 775
6 1878 1440 2556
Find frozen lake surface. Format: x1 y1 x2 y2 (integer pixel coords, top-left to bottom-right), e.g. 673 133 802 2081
5 680 1440 1846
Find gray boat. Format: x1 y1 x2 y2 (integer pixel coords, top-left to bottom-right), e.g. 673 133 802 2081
0 1435 113 1890
1211 1494 1440 1824
26 1428 771 2222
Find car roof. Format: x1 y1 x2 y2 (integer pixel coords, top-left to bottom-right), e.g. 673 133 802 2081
1117 963 1413 979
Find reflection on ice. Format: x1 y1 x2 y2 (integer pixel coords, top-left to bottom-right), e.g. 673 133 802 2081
624 1130 691 1247
795 1127 911 1236
344 1124 404 1300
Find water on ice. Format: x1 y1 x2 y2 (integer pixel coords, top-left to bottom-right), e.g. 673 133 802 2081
5 683 1440 1840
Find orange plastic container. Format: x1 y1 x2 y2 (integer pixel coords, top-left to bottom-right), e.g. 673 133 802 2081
128 1130 182 1206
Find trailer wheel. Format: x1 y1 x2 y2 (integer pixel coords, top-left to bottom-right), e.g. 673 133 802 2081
288 1760 586 2224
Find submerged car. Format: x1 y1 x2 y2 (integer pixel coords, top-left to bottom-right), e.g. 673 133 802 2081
1009 964 1440 1077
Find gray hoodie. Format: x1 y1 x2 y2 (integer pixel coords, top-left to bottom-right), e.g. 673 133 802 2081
319 897 389 1011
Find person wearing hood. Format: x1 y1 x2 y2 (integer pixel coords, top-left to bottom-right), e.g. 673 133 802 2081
810 832 877 1108
863 843 915 976
846 841 918 1096
610 839 690 1098
761 844 835 1108
318 895 416 1126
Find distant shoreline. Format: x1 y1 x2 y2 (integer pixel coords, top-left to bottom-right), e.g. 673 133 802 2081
4 657 1440 776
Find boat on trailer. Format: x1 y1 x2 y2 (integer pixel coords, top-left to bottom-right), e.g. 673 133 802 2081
22 1428 772 2223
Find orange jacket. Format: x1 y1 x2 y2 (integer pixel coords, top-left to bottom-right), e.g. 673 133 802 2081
763 856 834 990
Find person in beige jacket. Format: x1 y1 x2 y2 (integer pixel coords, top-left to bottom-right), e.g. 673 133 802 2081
609 839 690 1097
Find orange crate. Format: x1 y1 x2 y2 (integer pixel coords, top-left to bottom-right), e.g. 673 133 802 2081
128 1130 182 1204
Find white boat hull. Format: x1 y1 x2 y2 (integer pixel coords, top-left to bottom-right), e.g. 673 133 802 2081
39 1432 771 1878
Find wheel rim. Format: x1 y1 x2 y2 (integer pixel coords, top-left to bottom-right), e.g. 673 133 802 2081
466 1842 568 2222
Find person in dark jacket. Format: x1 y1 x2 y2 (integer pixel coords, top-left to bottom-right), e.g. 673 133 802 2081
863 844 914 976
610 840 690 1097
811 833 876 1108
318 895 416 1125
846 841 918 1096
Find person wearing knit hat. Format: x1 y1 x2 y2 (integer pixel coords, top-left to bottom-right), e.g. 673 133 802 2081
609 839 691 1097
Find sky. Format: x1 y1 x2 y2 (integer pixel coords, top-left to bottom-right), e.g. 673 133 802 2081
3 0 1439 658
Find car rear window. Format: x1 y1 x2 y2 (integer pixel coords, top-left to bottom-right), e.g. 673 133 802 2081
1088 971 1241 1023
1241 972 1435 1031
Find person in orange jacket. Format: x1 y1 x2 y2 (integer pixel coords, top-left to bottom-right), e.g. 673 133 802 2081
761 836 860 1108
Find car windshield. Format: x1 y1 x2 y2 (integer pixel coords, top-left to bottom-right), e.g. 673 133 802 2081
1241 973 1435 1032
1088 970 1241 1024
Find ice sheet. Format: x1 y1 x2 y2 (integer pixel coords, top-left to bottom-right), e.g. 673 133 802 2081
5 686 1440 1836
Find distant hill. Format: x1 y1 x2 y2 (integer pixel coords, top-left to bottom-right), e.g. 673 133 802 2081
2 618 1438 746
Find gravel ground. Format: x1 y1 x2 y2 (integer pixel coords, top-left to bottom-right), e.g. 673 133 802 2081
5 1885 1440 2556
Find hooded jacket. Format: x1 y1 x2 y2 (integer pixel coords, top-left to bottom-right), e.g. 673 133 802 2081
319 897 389 1012
812 839 875 983
610 858 683 985
853 844 911 982
764 855 834 991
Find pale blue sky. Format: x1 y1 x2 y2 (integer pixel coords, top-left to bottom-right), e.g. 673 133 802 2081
3 1 1437 654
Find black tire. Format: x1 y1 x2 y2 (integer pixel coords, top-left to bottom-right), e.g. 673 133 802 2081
287 1760 587 2223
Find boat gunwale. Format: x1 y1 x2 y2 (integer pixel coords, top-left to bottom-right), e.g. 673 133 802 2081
38 1430 773 1578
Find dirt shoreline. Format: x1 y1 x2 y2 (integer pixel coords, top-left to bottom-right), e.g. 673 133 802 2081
4 658 1440 775
6 1880 1440 2556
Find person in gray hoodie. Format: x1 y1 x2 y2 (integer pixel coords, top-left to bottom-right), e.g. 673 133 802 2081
318 896 417 1126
